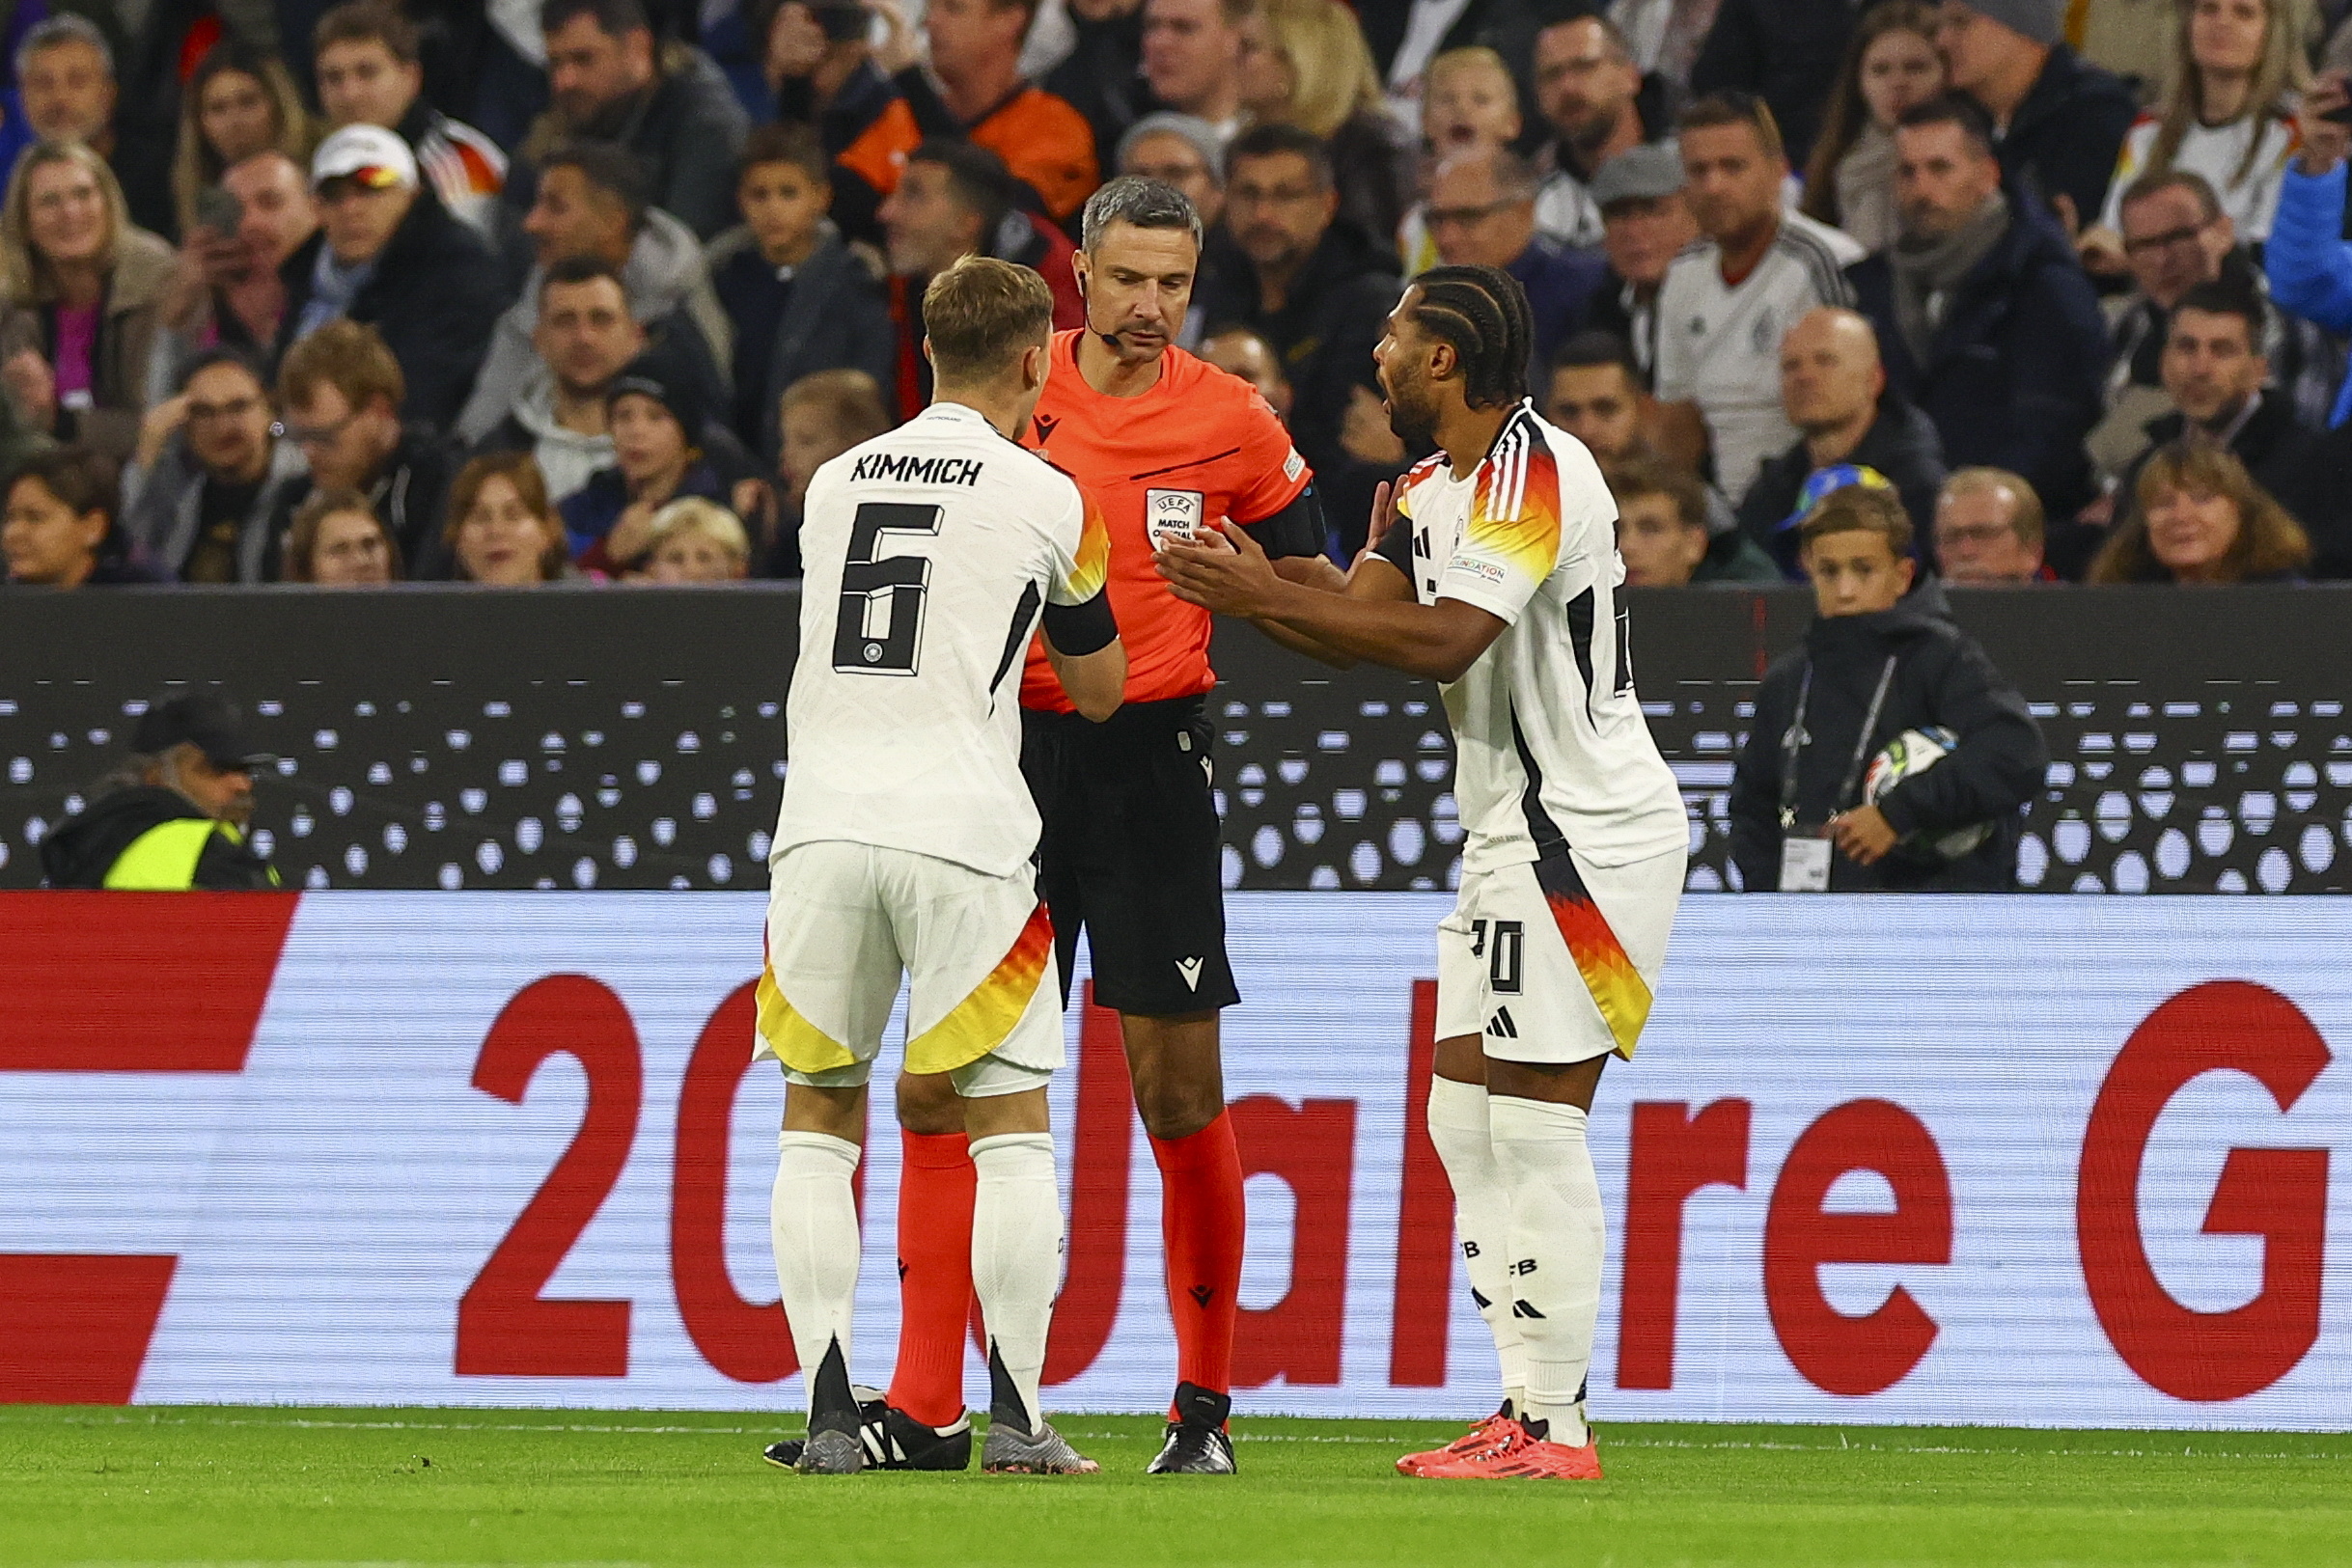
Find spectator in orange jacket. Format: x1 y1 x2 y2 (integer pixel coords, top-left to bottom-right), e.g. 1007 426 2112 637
769 0 1098 243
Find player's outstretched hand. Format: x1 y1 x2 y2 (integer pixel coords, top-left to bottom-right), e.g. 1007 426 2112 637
1157 517 1278 617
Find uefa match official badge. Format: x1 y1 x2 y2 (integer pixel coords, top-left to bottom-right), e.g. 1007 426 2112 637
1146 488 1207 550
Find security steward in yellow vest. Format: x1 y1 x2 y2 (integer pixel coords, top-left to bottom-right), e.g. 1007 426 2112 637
40 693 281 890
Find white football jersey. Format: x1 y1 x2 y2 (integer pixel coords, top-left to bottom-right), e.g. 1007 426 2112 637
777 401 1112 878
1652 212 1863 501
1379 403 1686 872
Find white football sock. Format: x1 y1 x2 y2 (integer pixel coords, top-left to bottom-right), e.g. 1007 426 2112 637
969 1132 1062 1436
1425 1075 1526 1413
771 1130 864 1413
1488 1095 1603 1447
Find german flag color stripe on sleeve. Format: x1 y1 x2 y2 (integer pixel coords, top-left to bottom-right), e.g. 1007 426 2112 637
1464 417 1563 586
1535 854 1654 1059
755 962 856 1073
904 901 1056 1075
1065 492 1112 602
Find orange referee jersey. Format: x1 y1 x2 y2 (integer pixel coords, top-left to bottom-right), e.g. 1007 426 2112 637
1018 331 1315 712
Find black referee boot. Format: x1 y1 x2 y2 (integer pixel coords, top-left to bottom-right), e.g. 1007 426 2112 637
1147 1382 1236 1474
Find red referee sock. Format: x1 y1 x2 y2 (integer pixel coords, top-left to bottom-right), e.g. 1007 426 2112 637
1150 1111 1244 1410
887 1130 976 1429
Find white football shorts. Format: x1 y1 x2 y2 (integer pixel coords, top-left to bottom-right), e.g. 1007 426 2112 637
756 839 1065 1097
1436 844 1685 1064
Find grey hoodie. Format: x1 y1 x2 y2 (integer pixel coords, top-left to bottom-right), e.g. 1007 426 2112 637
123 434 311 583
501 378 617 506
455 207 733 446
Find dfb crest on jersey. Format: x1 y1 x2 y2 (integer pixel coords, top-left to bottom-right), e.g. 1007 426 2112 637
1146 488 1207 550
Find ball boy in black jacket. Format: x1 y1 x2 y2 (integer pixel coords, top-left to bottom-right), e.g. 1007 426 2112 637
1729 484 2047 891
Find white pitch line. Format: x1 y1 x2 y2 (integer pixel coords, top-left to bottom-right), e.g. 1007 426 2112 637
9 1414 2343 1463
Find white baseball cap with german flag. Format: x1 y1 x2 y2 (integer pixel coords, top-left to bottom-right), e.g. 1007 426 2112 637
310 124 418 192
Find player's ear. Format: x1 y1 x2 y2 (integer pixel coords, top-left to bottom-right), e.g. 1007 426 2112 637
921 334 935 370
1072 252 1090 296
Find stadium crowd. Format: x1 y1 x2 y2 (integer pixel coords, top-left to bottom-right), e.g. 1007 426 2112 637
3 0 2352 591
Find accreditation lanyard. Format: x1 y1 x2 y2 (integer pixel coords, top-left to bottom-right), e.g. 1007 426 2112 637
1778 656 1898 831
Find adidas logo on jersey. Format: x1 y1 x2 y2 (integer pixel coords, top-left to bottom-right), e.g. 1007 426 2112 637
1485 1006 1519 1039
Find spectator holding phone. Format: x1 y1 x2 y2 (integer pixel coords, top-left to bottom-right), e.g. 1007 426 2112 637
152 151 322 399
2265 69 2352 431
168 41 315 242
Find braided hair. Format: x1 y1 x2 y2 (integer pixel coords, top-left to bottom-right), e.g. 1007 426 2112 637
1406 265 1533 412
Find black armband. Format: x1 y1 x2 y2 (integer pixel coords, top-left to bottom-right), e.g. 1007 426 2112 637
1240 484 1329 560
1042 591 1118 656
1373 512 1414 575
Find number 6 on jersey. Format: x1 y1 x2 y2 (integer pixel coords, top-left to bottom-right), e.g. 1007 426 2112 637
834 502 946 675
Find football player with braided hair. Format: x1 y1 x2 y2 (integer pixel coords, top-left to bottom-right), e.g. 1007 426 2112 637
1156 262 1687 1481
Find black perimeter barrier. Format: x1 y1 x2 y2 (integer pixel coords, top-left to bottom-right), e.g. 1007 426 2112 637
3 585 2349 894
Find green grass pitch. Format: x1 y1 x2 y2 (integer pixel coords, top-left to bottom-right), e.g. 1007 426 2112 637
3 1405 2347 1566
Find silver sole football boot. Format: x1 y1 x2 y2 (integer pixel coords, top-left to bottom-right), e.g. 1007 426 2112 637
982 1418 1101 1474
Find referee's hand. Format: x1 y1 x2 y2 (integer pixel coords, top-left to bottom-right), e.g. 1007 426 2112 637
1157 518 1274 617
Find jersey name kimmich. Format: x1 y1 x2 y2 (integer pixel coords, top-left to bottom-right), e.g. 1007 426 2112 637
851 453 986 486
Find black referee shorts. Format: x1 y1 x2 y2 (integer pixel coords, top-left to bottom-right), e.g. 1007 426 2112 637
1021 694 1239 1017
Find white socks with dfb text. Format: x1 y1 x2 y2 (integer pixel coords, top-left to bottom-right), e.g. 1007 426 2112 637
1487 1095 1603 1448
1425 1076 1527 1413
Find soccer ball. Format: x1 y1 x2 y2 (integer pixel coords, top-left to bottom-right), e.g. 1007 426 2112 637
1864 727 1993 863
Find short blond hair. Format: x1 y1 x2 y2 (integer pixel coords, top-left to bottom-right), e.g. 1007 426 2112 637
647 497 749 566
1426 45 1513 94
923 256 1054 382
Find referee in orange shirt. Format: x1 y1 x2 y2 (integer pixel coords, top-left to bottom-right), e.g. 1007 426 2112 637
858 177 1330 1476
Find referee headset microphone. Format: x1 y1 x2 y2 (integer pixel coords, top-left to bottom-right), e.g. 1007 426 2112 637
1074 232 1126 357
1083 273 1124 356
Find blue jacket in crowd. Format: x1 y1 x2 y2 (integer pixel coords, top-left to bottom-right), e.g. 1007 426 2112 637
2264 161 2352 429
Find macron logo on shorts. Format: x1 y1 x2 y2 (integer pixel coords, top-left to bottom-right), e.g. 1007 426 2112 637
1176 956 1204 991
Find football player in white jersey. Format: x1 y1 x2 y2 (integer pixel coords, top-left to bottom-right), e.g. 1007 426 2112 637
1155 264 1686 1482
760 257 1125 1477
